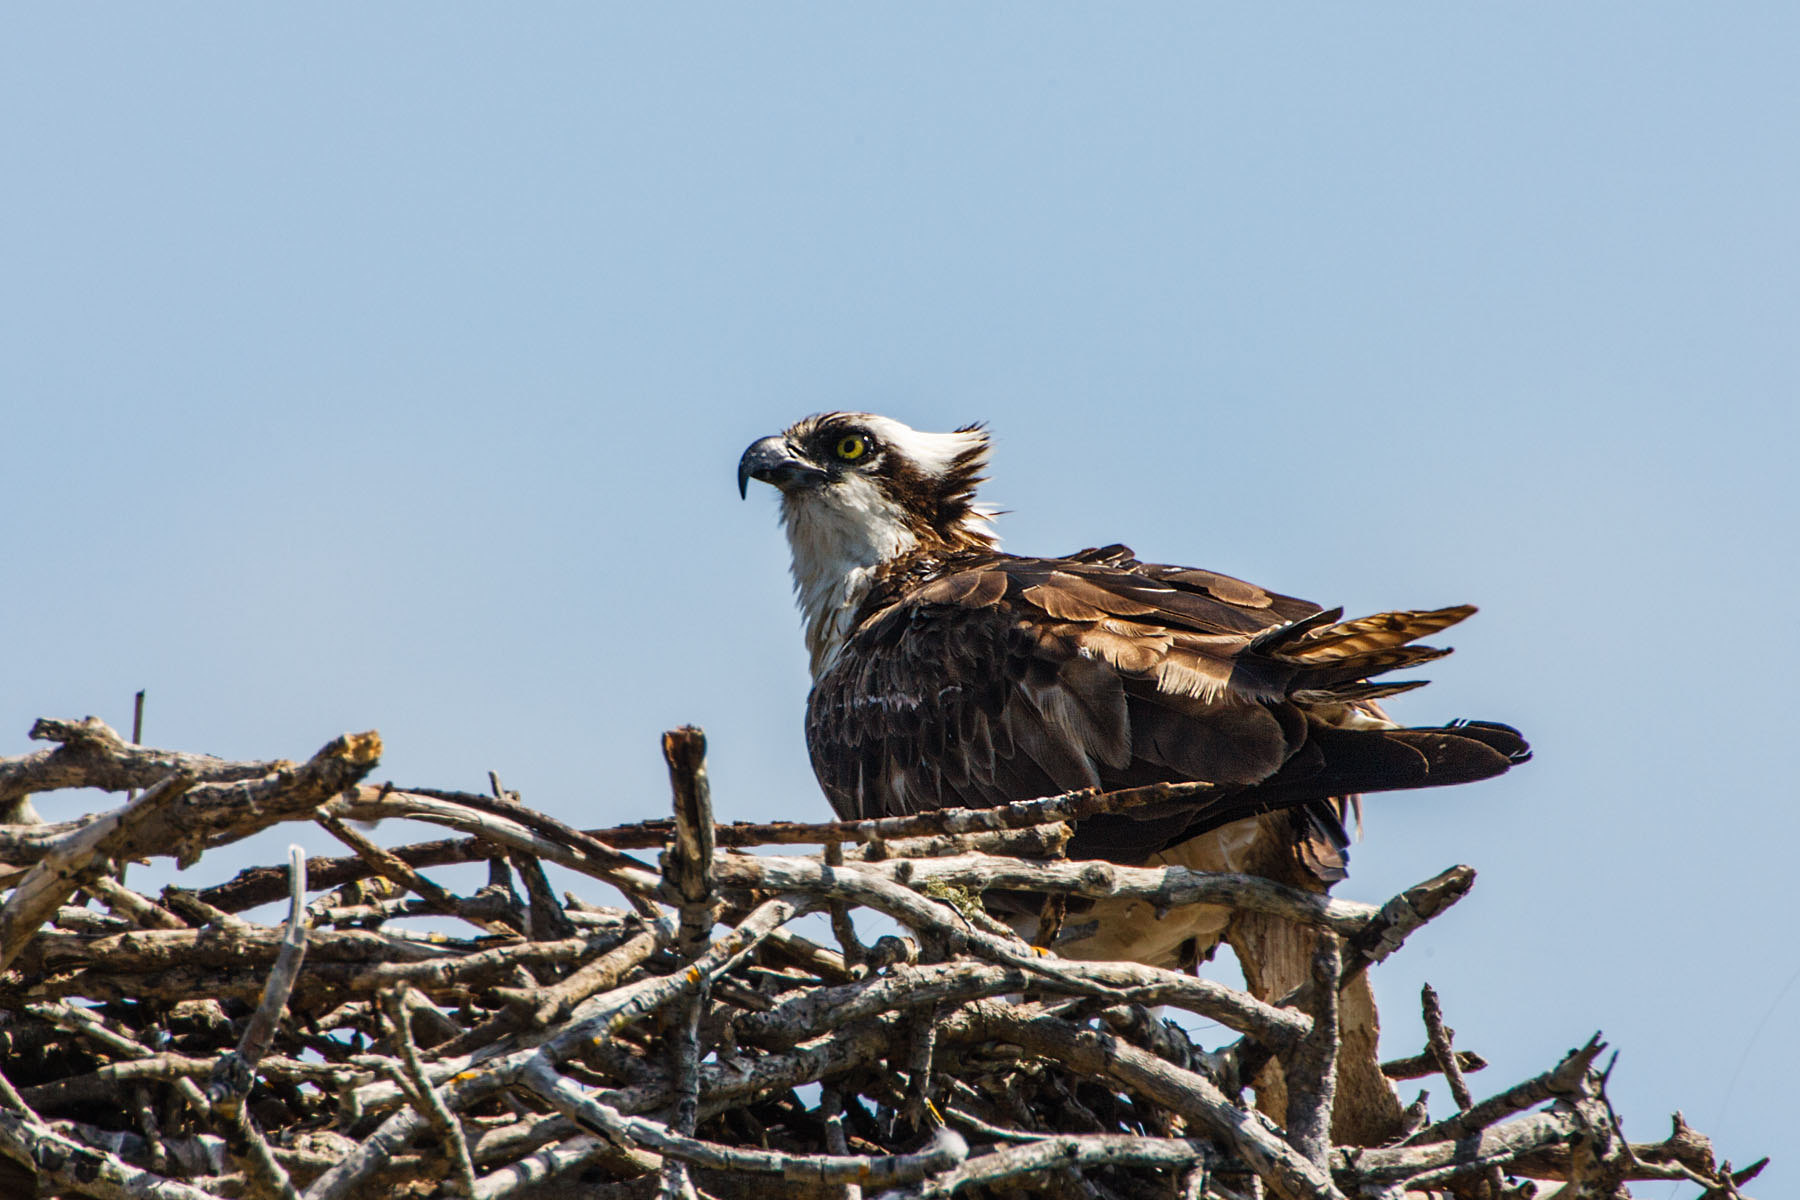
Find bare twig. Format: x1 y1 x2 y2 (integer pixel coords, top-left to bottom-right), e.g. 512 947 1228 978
1406 1032 1606 1148
1419 983 1472 1110
232 846 310 1074
871 1134 1215 1199
87 873 188 930
660 727 717 1200
493 922 671 1027
0 716 276 817
941 1002 1343 1200
315 810 480 925
1284 934 1341 1167
661 727 718 963
519 1057 969 1186
325 787 661 896
718 852 1385 941
382 986 479 1196
0 1063 41 1125
127 689 147 804
1380 1046 1486 1081
0 1106 231 1200
205 845 309 1200
0 768 198 971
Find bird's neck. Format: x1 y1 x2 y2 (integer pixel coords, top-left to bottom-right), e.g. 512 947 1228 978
779 483 995 679
782 490 921 679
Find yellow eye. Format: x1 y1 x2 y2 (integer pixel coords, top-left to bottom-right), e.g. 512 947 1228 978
834 434 868 461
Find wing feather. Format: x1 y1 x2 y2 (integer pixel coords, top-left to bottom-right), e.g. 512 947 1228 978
805 545 1524 867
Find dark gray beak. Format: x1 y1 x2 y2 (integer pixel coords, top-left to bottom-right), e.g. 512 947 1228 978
738 436 826 498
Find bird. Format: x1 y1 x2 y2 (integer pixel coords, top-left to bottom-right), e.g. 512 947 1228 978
740 408 1525 921
739 411 1529 1141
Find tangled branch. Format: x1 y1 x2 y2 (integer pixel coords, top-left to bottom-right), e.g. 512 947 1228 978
0 716 1763 1200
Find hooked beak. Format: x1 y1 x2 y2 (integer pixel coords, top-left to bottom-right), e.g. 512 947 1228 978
738 436 826 499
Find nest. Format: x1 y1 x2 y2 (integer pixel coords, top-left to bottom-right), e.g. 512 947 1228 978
0 717 1764 1199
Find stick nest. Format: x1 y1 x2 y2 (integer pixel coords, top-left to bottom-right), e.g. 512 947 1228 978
0 718 1765 1200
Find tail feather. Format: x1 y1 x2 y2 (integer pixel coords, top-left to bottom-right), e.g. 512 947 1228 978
1167 720 1529 845
1291 644 1452 689
1242 604 1474 700
1248 606 1343 651
1290 679 1430 705
1269 605 1476 663
1297 722 1527 794
1440 719 1532 764
1079 610 1528 868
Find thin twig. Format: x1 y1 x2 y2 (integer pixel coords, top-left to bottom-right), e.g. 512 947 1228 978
231 846 311 1073
519 1057 969 1186
126 688 147 804
382 986 479 1197
1420 983 1472 1110
1380 1046 1486 1081
315 810 489 927
206 845 309 1200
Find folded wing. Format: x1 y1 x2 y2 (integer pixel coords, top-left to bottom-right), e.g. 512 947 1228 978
805 545 1528 866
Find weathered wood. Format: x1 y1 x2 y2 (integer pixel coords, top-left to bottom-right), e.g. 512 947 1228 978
0 716 282 818
937 1002 1344 1200
716 851 1388 939
0 716 1759 1200
1283 934 1341 1167
1380 1045 1487 1081
661 726 717 961
0 768 199 972
659 724 717 1200
177 780 1167 914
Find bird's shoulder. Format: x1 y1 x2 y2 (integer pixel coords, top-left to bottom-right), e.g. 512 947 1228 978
805 542 1328 823
852 543 1323 646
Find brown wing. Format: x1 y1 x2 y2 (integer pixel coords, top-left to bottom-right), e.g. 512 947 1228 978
805 545 1526 864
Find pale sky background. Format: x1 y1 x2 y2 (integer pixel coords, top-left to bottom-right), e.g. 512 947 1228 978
3 6 1795 1192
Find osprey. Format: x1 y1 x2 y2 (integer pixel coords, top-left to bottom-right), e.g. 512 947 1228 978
738 412 1529 969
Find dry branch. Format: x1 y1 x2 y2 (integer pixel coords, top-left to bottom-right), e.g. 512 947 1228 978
0 716 1760 1200
1282 935 1340 1168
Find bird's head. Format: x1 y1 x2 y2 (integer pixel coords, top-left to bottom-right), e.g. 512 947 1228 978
739 412 996 556
740 412 996 670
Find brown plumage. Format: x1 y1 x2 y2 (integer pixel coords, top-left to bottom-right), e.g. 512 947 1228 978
807 546 1526 861
739 412 1528 958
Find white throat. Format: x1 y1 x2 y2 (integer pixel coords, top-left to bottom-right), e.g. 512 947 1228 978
780 474 920 678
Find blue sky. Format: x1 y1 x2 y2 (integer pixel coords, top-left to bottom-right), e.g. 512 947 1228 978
4 6 1795 1188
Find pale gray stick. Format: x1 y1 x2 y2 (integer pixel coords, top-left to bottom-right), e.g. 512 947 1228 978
0 1106 232 1200
381 986 479 1197
207 845 309 1200
871 1134 1215 1199
1283 935 1341 1167
0 768 196 971
518 1057 969 1186
716 852 1383 941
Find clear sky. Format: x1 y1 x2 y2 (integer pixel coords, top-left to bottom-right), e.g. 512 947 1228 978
4 6 1795 1189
